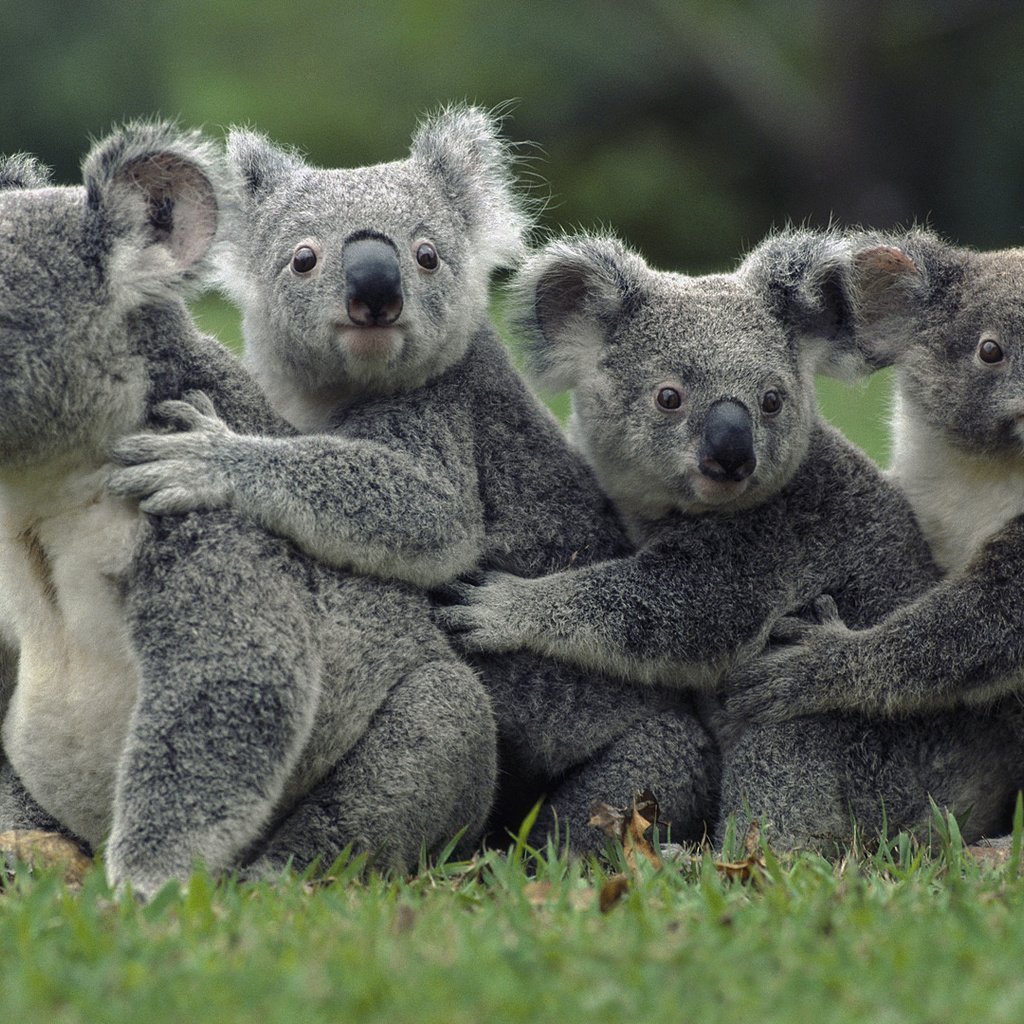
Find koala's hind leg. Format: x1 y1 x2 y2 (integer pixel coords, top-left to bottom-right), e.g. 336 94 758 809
247 659 497 878
527 705 719 858
717 713 1023 854
716 719 867 854
477 655 717 856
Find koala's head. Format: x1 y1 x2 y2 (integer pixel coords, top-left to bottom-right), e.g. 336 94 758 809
0 122 223 470
847 229 1024 460
221 105 531 417
511 231 855 520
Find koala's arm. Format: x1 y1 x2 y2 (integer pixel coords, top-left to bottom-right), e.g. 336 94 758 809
436 540 792 689
108 394 484 588
726 513 1024 721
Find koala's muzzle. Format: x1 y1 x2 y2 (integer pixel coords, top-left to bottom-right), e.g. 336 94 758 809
698 399 756 482
343 237 404 327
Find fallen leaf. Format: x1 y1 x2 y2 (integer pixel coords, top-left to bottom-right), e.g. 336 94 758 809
0 830 93 887
392 903 417 934
599 873 630 912
589 788 664 874
967 840 1015 868
713 821 766 885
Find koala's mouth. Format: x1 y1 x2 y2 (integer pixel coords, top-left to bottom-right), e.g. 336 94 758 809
336 325 404 360
690 473 754 507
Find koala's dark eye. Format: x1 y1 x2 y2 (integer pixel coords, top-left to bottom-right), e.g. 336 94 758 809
761 389 783 416
655 386 683 411
978 337 1004 364
415 240 439 272
291 246 318 275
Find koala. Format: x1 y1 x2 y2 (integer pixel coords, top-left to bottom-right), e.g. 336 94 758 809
0 122 496 898
725 230 1024 732
106 107 718 854
435 230 1024 850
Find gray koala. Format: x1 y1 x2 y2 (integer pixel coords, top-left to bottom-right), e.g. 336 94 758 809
0 122 496 897
725 230 1024 744
106 107 718 854
436 230 1024 850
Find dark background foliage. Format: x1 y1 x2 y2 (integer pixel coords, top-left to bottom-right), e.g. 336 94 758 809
5 0 1021 458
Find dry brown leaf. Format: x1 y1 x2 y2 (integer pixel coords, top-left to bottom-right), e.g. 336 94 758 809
713 821 766 885
392 903 417 934
0 829 93 887
589 788 664 874
599 873 630 912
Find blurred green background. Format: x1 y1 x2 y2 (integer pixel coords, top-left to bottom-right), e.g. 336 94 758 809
7 0 1023 464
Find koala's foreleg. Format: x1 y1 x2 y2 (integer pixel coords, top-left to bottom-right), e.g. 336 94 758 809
726 513 1024 723
109 395 484 588
437 551 785 689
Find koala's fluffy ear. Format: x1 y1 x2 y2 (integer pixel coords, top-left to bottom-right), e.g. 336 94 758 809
83 121 222 291
410 105 531 271
739 228 871 379
0 154 53 191
845 235 930 368
509 234 640 391
226 128 306 205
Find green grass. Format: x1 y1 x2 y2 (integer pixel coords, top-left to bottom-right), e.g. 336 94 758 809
3 811 1024 1024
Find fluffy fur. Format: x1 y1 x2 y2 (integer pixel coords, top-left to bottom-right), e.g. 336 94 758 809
437 230 1021 850
0 124 495 897
726 229 1024 719
107 108 718 854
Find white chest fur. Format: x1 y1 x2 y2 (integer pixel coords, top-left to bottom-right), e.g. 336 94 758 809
0 467 144 846
890 399 1024 574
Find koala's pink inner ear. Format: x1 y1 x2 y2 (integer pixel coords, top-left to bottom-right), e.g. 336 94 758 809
116 154 218 270
853 246 922 319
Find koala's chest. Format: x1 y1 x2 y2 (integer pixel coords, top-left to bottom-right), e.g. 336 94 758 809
893 447 1024 574
0 491 144 845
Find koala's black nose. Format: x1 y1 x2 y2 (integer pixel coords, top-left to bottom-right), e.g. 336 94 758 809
343 236 404 327
699 399 756 482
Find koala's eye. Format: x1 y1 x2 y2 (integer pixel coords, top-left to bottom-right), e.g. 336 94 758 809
415 240 440 272
978 336 1005 364
761 389 783 416
291 246 319 275
655 386 683 411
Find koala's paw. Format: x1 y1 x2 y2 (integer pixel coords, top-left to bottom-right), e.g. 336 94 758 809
431 570 532 653
764 594 845 648
107 392 236 514
720 648 822 726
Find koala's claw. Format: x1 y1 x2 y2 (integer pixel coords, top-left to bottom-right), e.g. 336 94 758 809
153 391 225 432
430 570 528 653
766 594 845 648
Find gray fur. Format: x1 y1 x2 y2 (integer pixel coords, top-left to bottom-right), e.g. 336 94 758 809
440 230 1019 850
106 108 717 854
725 229 1024 722
0 123 495 897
